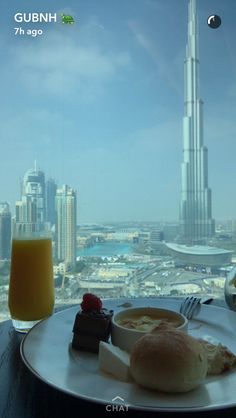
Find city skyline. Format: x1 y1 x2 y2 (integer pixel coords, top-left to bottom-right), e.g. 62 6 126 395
3 161 236 227
0 0 236 222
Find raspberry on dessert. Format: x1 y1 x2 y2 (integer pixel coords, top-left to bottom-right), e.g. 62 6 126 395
81 293 102 312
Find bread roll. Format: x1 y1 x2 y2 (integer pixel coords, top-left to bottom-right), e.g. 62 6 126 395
130 327 208 393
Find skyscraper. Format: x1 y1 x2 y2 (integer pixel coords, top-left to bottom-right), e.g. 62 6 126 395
46 178 57 226
180 0 215 244
15 163 46 233
55 184 77 267
0 202 11 260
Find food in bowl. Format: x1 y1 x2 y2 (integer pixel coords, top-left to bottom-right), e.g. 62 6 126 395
117 314 182 332
111 307 187 352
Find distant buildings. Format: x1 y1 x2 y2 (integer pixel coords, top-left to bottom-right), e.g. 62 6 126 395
15 164 46 233
0 202 11 260
13 165 77 268
163 224 179 242
55 184 77 267
136 229 164 245
150 229 164 244
179 0 215 243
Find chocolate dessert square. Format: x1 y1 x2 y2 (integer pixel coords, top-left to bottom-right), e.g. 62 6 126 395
72 308 113 353
72 310 112 336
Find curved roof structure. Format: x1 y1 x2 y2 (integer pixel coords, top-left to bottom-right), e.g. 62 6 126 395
165 243 233 267
166 243 232 256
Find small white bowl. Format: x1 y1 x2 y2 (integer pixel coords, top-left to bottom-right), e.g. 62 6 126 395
111 307 188 353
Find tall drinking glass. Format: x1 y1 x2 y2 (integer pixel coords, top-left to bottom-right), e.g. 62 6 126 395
8 232 55 332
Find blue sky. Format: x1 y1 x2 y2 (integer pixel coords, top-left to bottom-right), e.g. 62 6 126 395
0 0 236 222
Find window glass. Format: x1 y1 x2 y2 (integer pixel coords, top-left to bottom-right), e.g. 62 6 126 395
0 0 236 321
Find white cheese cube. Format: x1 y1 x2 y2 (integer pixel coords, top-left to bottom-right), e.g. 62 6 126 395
98 341 132 382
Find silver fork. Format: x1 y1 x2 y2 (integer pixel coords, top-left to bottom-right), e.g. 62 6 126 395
179 296 201 319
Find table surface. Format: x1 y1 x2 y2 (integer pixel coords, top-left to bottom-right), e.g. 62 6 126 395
1 298 236 418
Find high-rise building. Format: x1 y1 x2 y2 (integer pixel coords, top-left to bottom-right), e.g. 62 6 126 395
55 184 77 267
46 178 57 226
0 202 11 260
180 0 215 244
150 229 163 243
15 163 46 233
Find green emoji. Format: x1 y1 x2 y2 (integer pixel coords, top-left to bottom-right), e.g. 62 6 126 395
61 14 74 24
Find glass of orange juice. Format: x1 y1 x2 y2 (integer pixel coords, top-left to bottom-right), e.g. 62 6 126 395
8 232 54 332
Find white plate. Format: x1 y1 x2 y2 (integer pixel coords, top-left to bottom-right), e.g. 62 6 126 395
20 298 236 412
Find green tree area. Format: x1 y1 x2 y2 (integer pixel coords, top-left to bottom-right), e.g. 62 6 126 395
74 260 87 273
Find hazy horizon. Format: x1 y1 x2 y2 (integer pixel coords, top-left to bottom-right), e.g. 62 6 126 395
0 0 236 223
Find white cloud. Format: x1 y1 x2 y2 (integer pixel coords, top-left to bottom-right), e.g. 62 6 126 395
10 20 131 101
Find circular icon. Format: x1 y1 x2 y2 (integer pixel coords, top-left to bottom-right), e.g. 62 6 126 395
207 15 221 29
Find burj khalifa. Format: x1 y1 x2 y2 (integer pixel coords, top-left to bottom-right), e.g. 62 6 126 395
180 0 215 244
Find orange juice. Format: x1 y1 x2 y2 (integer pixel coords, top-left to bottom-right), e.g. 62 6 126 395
8 238 54 321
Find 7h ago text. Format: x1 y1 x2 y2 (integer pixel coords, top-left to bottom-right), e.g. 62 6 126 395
14 27 43 37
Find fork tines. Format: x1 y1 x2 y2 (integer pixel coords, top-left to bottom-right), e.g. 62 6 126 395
180 296 201 319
